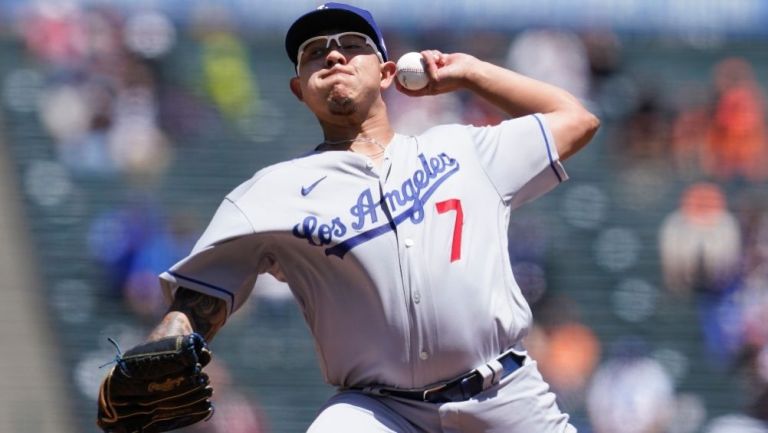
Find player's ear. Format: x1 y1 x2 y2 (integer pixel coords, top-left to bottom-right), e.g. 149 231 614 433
379 61 397 90
289 77 304 101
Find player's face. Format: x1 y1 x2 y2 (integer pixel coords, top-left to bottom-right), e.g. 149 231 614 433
291 31 390 118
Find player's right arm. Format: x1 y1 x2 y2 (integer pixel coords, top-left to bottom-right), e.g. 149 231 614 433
398 51 599 161
147 287 228 342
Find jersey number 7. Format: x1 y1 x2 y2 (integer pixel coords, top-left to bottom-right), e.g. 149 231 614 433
435 199 463 262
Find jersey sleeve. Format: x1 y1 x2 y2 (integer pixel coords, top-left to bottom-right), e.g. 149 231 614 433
159 197 263 316
468 113 568 209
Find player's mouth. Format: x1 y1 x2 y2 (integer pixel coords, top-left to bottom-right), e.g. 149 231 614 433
320 65 355 79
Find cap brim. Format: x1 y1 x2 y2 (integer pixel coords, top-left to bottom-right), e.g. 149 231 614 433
285 9 380 65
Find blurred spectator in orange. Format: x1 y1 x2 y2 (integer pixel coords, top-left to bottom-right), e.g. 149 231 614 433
526 295 601 415
659 182 741 296
528 322 600 395
704 57 768 182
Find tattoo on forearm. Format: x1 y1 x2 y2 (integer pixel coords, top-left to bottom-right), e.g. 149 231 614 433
148 311 194 341
149 288 227 342
173 288 228 340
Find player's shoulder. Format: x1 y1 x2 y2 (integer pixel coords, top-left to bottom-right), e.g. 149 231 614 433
225 158 301 202
417 115 544 141
419 123 471 138
409 123 477 152
412 123 471 143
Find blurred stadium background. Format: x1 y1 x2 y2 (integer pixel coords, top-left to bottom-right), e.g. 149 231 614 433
0 0 767 432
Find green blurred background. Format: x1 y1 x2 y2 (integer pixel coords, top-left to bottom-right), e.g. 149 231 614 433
0 1 766 433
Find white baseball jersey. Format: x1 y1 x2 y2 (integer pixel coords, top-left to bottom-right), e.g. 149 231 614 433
159 113 567 390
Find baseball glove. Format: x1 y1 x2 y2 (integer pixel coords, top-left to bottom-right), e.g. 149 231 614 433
97 333 214 433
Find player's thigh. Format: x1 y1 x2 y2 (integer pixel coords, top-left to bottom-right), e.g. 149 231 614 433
443 359 576 433
308 391 420 433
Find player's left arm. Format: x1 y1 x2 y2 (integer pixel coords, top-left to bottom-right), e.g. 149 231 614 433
97 287 224 433
397 51 600 161
147 287 228 342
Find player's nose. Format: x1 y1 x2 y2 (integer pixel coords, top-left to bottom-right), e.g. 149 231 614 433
324 48 348 69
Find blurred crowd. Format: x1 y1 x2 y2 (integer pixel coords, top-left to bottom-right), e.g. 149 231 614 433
1 2 767 433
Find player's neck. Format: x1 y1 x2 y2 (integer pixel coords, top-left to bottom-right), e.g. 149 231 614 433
319 114 394 158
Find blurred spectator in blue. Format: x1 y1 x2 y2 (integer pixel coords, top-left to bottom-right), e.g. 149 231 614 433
702 189 768 429
704 57 768 182
659 183 743 364
87 200 199 320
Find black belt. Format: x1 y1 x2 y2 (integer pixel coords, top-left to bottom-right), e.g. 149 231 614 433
355 351 525 404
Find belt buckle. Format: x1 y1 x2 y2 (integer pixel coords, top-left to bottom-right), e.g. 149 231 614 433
422 383 448 402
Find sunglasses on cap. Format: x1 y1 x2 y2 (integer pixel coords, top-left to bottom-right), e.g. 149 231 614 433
296 31 384 74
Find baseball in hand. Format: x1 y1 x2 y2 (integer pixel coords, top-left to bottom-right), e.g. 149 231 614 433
396 52 429 91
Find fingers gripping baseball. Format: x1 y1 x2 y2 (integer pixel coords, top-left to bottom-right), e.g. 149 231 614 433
395 50 473 97
97 333 214 433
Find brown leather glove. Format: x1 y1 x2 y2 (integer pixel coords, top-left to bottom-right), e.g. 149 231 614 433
97 333 213 433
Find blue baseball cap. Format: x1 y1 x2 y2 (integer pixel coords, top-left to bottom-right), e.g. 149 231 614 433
285 3 388 67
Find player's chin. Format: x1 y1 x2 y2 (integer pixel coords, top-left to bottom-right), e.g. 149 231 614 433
327 96 357 116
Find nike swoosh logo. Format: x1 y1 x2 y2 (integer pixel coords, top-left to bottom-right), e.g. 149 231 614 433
301 176 328 196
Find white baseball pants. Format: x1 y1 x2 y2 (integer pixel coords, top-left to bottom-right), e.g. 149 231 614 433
307 357 577 433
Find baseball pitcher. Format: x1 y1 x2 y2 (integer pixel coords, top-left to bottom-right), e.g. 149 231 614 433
97 2 599 432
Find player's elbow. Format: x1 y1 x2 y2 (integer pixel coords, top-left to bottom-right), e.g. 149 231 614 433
551 105 600 161
576 108 600 150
